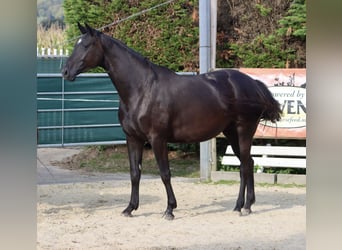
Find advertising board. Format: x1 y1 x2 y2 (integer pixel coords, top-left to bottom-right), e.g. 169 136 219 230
239 68 306 139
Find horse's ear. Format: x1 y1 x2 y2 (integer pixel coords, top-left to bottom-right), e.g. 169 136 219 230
85 23 95 36
78 22 87 34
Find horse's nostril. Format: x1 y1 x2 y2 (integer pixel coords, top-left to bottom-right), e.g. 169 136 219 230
62 68 68 77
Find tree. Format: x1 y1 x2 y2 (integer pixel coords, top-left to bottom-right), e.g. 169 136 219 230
37 0 64 28
277 0 306 39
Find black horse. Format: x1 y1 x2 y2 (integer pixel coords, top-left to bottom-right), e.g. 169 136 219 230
63 23 281 220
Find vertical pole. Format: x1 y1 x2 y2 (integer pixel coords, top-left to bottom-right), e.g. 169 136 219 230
210 0 217 71
199 0 218 181
199 0 210 75
61 76 65 147
210 0 217 173
199 0 212 181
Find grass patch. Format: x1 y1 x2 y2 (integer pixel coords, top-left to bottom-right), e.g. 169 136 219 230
211 180 240 185
58 145 200 178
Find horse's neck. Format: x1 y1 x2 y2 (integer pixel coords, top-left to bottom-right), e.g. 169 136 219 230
101 36 153 104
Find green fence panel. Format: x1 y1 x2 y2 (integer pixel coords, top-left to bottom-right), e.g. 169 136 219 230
37 57 67 74
37 73 126 147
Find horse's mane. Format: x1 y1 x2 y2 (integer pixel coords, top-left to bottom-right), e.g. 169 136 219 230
100 31 174 76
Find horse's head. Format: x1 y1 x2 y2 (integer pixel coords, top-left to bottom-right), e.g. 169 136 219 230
62 23 103 81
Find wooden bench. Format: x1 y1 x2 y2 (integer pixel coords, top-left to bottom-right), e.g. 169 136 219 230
221 145 306 171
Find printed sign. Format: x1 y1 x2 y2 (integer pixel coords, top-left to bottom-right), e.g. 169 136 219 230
239 68 306 139
261 86 306 128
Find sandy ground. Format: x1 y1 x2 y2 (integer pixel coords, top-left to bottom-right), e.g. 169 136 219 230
37 148 306 250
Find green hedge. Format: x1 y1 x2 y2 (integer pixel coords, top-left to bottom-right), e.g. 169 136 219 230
63 0 306 71
63 0 199 72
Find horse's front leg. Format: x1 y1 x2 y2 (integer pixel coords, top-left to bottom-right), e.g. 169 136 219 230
151 138 177 220
122 136 144 217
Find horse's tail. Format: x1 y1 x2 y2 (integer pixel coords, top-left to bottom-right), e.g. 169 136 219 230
255 80 282 123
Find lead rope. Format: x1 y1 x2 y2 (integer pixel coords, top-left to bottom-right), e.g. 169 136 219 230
100 0 175 31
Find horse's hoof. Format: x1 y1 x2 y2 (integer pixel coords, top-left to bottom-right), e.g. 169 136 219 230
162 211 175 220
122 212 133 217
122 209 133 217
241 208 252 216
233 210 242 216
233 207 242 215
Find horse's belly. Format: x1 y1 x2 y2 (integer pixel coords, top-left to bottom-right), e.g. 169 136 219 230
170 114 229 143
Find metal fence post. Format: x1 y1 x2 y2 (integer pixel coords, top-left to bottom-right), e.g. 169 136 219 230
199 0 217 181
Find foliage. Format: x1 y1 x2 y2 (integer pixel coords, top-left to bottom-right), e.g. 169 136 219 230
63 0 199 72
167 143 199 154
39 0 306 69
255 3 272 17
37 0 64 28
277 0 306 39
229 34 295 68
217 0 306 68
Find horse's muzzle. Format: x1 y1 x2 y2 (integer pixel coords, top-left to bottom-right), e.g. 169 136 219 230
62 67 76 81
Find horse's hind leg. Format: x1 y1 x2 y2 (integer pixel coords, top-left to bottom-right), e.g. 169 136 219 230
122 136 144 217
224 121 257 215
223 124 244 212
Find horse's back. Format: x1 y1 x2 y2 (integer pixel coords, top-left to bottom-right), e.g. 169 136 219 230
157 68 267 114
211 69 259 94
